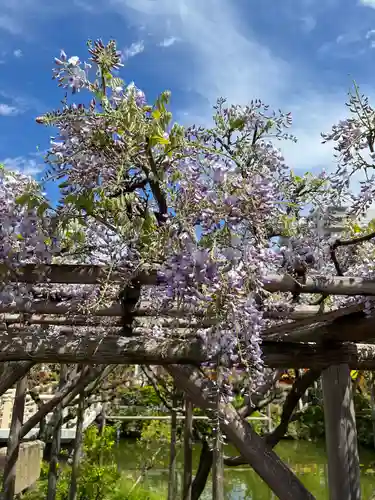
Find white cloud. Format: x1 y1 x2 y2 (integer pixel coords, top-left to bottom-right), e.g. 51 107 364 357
360 0 375 7
336 33 360 44
0 103 20 116
1 155 44 176
0 89 44 114
300 16 316 33
0 14 22 35
159 36 179 47
365 30 375 49
280 94 348 173
123 40 145 59
0 0 94 38
110 0 292 104
13 48 22 58
105 0 351 173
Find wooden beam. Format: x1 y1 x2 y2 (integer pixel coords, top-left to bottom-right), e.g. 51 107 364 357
322 365 361 500
0 313 210 329
262 303 365 340
0 331 374 368
4 264 375 297
0 301 365 339
0 263 157 285
0 297 326 324
0 332 208 365
265 310 375 344
262 273 375 296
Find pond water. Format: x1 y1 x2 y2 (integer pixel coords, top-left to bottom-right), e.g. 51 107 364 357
115 439 375 499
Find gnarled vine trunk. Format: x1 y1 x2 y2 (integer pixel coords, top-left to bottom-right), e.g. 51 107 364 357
167 365 315 500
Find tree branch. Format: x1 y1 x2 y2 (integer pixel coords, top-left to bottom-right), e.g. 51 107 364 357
224 369 322 467
20 366 101 439
238 369 283 419
145 138 168 223
330 230 375 277
141 366 174 411
0 362 34 398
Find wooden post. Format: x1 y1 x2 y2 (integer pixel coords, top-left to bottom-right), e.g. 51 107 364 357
370 372 375 450
167 389 178 500
99 400 107 466
47 364 67 500
212 365 224 500
182 397 193 500
1 375 27 500
68 389 85 500
322 364 361 500
267 404 273 433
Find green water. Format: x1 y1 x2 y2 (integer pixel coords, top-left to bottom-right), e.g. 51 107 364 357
115 439 375 499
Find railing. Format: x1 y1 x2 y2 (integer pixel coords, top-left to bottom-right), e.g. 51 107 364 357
107 405 273 431
0 388 102 442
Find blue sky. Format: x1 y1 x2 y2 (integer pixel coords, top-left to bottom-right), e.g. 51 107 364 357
1 0 375 198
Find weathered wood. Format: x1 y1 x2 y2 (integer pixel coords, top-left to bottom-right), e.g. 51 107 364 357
0 300 329 322
68 388 85 500
5 263 375 297
370 372 375 450
0 332 375 368
212 437 224 500
322 365 361 500
212 366 224 500
0 332 208 365
167 390 178 500
263 303 365 340
167 365 315 500
0 263 156 285
47 365 67 500
265 308 375 344
1 375 27 500
262 273 375 295
0 313 208 328
99 400 108 466
7 315 375 347
183 398 193 500
2 303 375 349
0 362 34 398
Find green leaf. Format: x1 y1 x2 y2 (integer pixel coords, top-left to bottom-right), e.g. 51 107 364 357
150 134 170 145
152 109 161 120
229 117 246 131
15 193 31 206
37 201 50 217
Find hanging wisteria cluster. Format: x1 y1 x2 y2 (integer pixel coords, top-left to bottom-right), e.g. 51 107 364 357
2 40 375 384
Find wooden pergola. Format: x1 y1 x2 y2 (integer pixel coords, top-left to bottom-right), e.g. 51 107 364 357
1 263 375 500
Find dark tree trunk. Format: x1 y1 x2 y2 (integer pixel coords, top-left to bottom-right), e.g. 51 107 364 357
183 397 193 500
212 365 224 500
167 389 178 500
1 374 27 500
191 441 213 500
68 389 85 500
47 365 67 500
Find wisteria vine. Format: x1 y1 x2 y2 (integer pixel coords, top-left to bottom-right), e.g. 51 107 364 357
2 40 375 388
